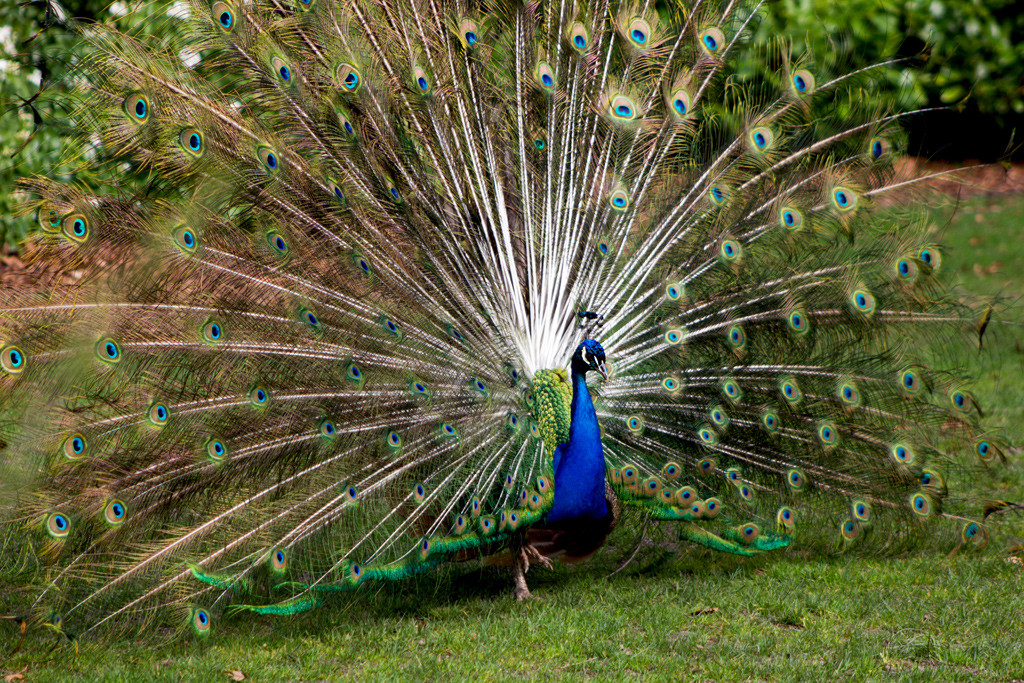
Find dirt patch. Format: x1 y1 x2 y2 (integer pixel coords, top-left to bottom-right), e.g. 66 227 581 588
0 243 81 289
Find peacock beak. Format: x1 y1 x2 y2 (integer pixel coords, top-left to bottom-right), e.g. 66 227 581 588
596 361 608 380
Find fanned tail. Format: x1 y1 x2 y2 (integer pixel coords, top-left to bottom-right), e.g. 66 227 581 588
0 0 1003 636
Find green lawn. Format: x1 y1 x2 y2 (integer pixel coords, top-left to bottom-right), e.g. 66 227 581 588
2 195 1023 682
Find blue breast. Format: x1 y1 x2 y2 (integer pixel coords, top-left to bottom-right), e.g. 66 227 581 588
545 367 608 523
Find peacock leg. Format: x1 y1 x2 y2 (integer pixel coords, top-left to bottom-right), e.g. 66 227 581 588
511 540 552 600
512 548 532 601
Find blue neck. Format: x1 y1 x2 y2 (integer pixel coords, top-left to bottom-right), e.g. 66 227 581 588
545 362 608 523
568 364 601 453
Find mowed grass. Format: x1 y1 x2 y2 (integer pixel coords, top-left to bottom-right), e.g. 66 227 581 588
2 195 1023 682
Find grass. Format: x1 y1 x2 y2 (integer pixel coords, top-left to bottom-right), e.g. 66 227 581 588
2 195 1023 681
4 554 1024 681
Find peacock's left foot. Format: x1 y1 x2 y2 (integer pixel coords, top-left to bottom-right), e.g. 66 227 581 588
524 544 554 571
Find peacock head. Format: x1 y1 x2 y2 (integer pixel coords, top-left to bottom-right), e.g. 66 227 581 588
572 339 608 380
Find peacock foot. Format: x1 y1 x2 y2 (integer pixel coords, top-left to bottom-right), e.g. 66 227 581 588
524 545 554 571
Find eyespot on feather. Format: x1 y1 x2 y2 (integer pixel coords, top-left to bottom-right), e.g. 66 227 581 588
535 61 556 91
250 386 270 407
608 187 631 211
334 105 357 139
319 417 338 439
720 378 742 404
708 185 729 206
889 442 917 466
831 186 858 212
179 128 204 157
204 437 228 462
608 94 639 121
568 21 590 52
736 523 759 543
201 319 224 344
257 146 281 174
909 492 935 518
849 288 877 316
46 512 71 539
190 607 211 636
777 506 795 531
62 214 90 243
172 224 199 253
211 1 238 32
786 309 810 336
265 231 289 258
816 421 839 448
298 307 323 336
95 338 121 364
749 126 775 153
840 519 860 542
1 345 26 374
667 88 692 120
725 325 745 352
791 68 815 95
868 136 890 161
779 206 804 231
327 178 345 203
336 63 362 92
719 238 742 263
39 206 62 233
699 27 726 56
413 66 431 94
103 499 128 526
271 56 294 85
836 379 861 407
123 93 150 123
269 548 288 573
62 433 88 460
918 246 941 272
439 422 459 439
786 469 806 492
779 375 803 404
898 368 923 396
459 18 480 48
147 402 170 427
352 252 372 276
626 17 653 49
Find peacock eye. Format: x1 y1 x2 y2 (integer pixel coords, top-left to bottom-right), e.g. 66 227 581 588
792 69 815 95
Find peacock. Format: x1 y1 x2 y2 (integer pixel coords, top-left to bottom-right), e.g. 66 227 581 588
0 0 1008 641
